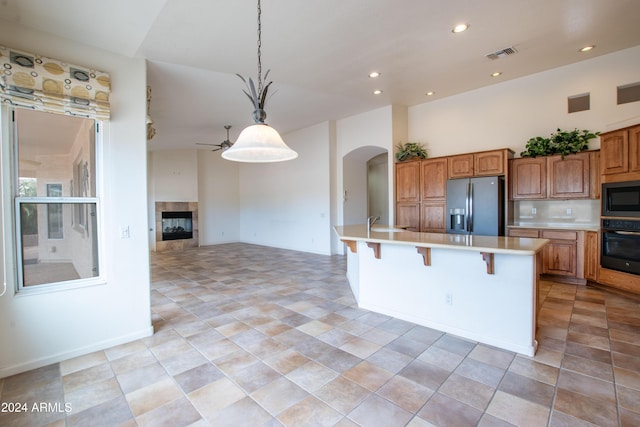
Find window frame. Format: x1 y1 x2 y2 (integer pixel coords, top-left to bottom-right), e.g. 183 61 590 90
8 107 106 294
46 183 64 239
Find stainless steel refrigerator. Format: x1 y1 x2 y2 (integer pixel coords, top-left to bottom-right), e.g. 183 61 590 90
446 176 505 236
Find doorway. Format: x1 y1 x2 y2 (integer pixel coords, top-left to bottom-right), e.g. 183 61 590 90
342 146 389 226
367 153 389 225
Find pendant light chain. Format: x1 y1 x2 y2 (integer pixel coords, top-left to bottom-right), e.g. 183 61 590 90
256 0 263 95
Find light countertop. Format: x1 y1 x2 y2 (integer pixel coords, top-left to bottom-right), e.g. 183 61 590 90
335 225 549 255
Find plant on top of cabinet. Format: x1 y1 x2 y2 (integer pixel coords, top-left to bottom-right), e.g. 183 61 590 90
520 128 600 159
395 142 428 162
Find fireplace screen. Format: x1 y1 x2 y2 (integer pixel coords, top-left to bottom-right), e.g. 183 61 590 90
162 211 193 241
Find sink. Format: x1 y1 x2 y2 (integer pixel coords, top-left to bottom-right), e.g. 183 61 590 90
371 226 407 232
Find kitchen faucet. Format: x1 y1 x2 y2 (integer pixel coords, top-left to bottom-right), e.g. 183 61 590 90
367 215 380 232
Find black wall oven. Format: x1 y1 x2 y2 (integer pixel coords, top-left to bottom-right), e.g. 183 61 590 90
602 180 640 217
601 218 640 276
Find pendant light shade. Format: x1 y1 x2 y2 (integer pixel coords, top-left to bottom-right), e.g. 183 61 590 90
223 0 298 163
221 123 298 162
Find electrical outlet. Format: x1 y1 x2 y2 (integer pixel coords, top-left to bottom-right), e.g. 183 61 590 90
531 207 536 215
445 293 453 305
566 207 572 216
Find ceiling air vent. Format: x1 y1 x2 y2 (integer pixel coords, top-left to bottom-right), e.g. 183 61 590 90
485 46 518 60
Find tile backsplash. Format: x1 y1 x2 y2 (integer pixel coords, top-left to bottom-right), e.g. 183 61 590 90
513 199 600 228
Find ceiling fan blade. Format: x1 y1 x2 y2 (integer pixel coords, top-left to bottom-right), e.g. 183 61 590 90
197 125 233 152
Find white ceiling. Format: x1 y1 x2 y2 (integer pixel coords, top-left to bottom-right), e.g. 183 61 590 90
2 0 640 151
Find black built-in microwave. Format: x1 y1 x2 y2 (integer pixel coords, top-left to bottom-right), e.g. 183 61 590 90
602 180 640 218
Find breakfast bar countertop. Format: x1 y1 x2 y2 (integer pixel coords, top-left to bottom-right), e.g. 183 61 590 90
334 225 549 256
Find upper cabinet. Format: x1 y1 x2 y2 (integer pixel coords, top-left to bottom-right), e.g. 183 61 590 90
510 151 599 200
395 160 421 202
600 125 640 182
448 154 474 179
548 152 591 199
475 150 507 176
421 158 448 200
447 149 509 179
510 157 547 200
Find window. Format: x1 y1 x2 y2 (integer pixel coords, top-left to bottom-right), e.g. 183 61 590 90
13 108 101 289
46 184 63 239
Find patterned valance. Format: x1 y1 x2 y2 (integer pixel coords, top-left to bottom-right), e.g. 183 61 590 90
0 46 111 120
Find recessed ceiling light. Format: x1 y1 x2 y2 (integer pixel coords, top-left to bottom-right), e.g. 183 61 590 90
426 91 435 96
452 23 469 33
579 45 595 52
491 72 502 77
373 89 383 95
369 71 381 78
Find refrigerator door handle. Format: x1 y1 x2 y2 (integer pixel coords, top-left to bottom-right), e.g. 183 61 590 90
467 182 474 232
464 183 469 232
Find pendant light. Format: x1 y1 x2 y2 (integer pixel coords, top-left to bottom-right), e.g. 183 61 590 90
222 0 298 163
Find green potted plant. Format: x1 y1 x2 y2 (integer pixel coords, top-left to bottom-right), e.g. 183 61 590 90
395 142 428 162
520 128 599 159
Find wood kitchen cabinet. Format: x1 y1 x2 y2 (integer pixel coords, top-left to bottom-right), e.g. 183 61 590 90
395 160 421 202
475 150 506 176
510 151 598 200
508 228 587 283
419 158 447 232
395 157 448 232
448 154 474 179
421 202 446 232
421 158 447 200
507 228 540 238
447 149 508 179
541 230 579 277
548 152 591 199
600 124 640 181
510 157 546 200
396 202 420 231
584 231 599 281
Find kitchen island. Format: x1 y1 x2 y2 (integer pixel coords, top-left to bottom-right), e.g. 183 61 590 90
334 225 549 356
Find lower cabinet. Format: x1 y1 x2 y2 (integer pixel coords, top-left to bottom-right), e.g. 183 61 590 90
541 230 579 277
396 202 446 232
396 203 420 231
421 202 446 232
584 231 599 281
508 228 588 283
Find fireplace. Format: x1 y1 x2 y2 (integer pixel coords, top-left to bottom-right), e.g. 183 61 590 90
162 211 193 241
155 201 198 252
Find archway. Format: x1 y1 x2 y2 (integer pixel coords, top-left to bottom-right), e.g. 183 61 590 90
342 146 389 226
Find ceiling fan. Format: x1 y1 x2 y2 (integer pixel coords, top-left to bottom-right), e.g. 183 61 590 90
197 125 234 152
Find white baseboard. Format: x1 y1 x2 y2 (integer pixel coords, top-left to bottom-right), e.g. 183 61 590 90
0 326 154 379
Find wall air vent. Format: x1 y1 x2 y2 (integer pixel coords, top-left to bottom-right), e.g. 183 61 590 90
568 93 590 113
617 82 640 105
485 46 518 60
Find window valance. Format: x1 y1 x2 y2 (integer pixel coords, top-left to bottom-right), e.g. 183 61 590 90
0 46 111 120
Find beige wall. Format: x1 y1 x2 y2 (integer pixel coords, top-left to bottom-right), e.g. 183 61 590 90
0 20 152 377
408 46 640 159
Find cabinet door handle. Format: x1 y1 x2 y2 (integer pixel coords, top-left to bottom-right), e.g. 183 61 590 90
613 230 640 236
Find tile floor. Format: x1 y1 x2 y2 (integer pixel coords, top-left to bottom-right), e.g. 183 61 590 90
1 242 640 426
